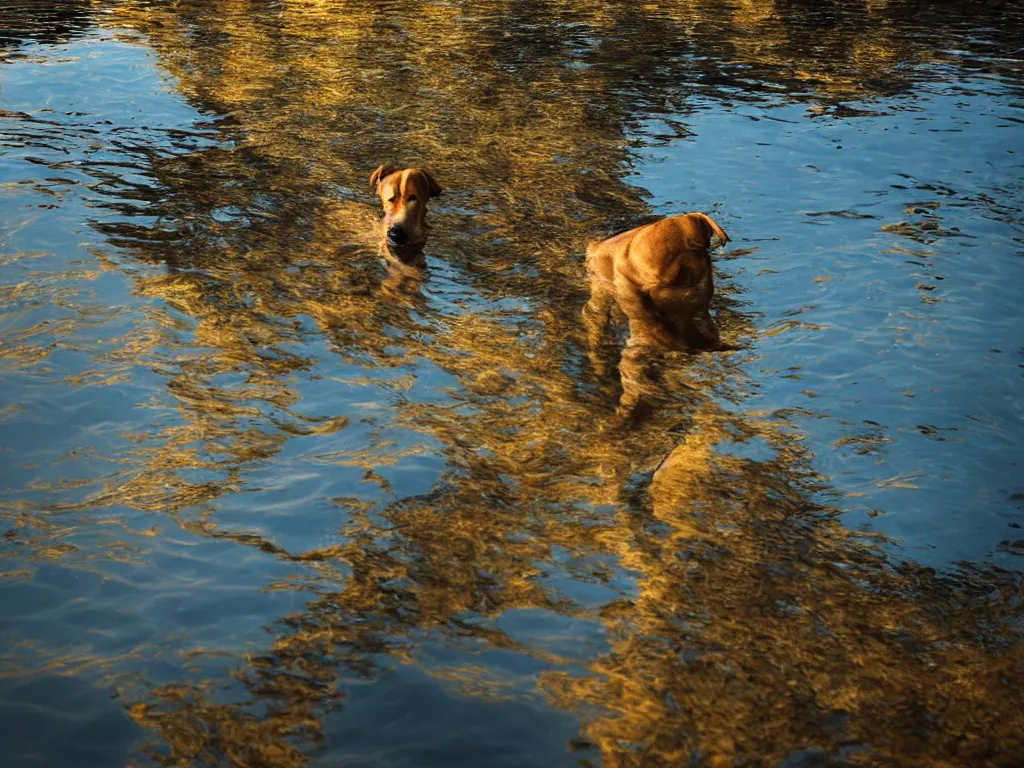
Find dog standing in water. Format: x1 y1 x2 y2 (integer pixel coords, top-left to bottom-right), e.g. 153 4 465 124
584 212 730 353
369 164 443 267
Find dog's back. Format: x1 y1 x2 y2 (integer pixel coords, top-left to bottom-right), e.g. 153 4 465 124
585 228 636 284
583 212 730 352
587 213 728 288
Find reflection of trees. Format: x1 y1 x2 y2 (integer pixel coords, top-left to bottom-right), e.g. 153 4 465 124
543 409 1024 766
12 0 1014 764
125 372 1024 765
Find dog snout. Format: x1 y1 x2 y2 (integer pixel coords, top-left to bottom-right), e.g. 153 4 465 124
386 223 409 246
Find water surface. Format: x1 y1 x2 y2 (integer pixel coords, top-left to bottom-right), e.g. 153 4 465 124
1 1 1023 766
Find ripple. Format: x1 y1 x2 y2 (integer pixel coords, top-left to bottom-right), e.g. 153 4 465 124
2 2 1024 766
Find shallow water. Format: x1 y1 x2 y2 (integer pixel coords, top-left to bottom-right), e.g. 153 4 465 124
1 1 1023 766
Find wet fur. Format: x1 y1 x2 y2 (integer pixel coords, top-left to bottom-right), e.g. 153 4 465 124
370 164 442 264
584 212 730 353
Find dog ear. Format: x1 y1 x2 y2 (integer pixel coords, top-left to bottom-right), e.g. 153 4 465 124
696 213 729 245
370 164 399 192
419 168 443 198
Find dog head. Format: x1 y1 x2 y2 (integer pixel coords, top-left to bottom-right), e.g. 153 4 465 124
370 164 443 253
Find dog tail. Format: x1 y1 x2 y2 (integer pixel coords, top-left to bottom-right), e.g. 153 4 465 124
696 213 729 247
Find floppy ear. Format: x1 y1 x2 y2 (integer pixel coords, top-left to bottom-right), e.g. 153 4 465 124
696 213 729 245
419 168 443 198
370 164 399 192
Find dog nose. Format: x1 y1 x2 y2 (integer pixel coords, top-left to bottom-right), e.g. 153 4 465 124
386 224 408 246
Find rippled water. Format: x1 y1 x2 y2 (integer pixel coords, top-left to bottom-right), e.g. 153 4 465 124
1 1 1023 766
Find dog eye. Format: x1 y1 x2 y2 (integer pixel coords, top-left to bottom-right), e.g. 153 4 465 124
408 195 418 202
388 196 397 204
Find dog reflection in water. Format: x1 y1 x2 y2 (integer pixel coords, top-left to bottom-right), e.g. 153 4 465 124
583 212 732 421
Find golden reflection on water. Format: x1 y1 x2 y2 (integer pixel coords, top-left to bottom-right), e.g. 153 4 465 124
2 0 1023 765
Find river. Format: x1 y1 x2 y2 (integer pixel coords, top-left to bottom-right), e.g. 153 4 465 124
1 1 1022 766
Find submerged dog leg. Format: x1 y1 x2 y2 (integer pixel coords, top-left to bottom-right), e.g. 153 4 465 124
583 278 617 374
613 271 681 350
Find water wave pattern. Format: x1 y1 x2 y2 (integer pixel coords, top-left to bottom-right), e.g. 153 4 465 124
1 1 1022 766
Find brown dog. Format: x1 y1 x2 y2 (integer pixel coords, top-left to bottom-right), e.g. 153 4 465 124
584 213 730 352
370 164 443 262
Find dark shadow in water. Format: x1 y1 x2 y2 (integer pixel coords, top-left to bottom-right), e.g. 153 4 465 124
0 0 94 50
